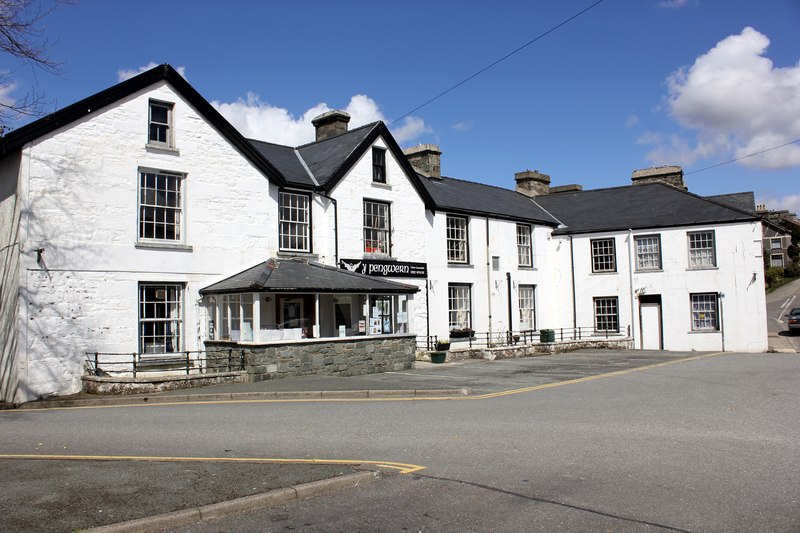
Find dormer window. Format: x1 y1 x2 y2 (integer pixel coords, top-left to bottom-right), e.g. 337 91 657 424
149 100 173 147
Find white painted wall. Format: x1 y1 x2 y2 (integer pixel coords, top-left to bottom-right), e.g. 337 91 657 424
570 222 768 352
8 81 280 401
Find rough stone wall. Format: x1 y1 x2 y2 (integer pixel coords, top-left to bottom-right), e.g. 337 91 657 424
205 336 416 380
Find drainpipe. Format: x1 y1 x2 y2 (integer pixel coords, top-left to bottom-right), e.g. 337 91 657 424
425 278 431 342
316 190 338 265
569 236 577 330
718 292 726 352
627 230 636 345
486 218 492 341
506 272 513 334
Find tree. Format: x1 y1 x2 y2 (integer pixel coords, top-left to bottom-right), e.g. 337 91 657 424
0 0 64 130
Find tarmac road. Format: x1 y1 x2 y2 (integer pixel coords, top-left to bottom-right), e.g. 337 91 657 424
2 349 799 532
766 277 800 352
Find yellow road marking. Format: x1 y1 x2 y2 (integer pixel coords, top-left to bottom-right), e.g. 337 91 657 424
9 351 728 411
0 453 426 474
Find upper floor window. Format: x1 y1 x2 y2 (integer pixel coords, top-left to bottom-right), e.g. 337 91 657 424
517 224 533 267
447 215 469 263
372 147 386 183
149 100 173 147
688 230 716 268
690 293 718 331
139 170 183 242
770 238 782 250
635 235 662 270
279 191 311 252
364 200 390 254
591 238 616 273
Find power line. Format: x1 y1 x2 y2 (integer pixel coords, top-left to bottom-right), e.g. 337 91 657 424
685 138 800 175
388 0 607 126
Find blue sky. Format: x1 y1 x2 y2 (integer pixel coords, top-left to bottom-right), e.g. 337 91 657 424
2 0 799 211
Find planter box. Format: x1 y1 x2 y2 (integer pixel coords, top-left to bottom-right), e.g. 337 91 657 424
430 351 447 364
449 330 474 339
436 342 451 351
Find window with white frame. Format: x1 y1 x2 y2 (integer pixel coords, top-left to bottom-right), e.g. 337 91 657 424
139 170 183 241
139 283 183 354
215 294 255 342
688 230 716 268
279 191 310 252
518 285 536 330
372 147 386 183
770 238 782 250
771 254 785 268
517 224 533 267
448 284 471 332
364 200 390 254
690 293 718 331
591 238 616 273
594 297 619 332
447 215 469 263
635 234 662 270
148 100 173 147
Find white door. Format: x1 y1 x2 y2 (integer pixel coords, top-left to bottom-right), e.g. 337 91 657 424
640 303 662 350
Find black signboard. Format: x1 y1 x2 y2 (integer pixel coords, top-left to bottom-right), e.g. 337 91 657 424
338 259 427 278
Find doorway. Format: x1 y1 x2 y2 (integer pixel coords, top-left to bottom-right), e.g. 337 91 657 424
639 294 663 350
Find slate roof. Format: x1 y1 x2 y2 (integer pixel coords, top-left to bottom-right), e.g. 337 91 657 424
535 182 760 235
420 176 561 226
706 192 756 214
296 122 377 186
200 257 420 295
249 140 313 185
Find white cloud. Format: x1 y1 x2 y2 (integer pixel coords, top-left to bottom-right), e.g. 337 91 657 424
625 114 640 127
658 0 690 8
212 92 430 146
758 194 800 213
117 62 187 82
0 80 17 108
649 27 800 170
452 120 474 132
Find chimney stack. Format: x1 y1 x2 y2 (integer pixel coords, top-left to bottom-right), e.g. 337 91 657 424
404 144 442 179
515 170 551 197
311 110 350 141
631 165 686 190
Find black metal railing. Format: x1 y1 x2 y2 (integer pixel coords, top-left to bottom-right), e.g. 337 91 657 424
417 326 629 351
85 349 245 378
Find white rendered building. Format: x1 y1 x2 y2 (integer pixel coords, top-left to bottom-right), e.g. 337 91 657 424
0 65 767 403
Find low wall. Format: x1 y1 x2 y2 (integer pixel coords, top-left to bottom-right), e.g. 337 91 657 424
206 334 416 381
82 371 247 395
417 338 634 362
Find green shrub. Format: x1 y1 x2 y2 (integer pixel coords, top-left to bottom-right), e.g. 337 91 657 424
765 266 785 286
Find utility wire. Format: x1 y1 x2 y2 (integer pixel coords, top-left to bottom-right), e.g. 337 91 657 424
388 0 607 126
685 138 800 175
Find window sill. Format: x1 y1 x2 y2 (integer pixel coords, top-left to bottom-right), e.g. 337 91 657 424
146 143 180 155
277 251 318 259
590 271 618 275
363 252 395 260
687 330 720 334
371 182 392 190
447 262 473 268
517 266 537 271
635 268 663 273
135 241 193 252
686 266 718 271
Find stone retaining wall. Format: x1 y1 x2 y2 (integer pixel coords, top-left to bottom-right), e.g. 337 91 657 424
206 335 416 381
416 338 634 362
81 371 247 395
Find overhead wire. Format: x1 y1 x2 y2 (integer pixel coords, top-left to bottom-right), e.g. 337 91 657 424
685 138 800 175
388 0 607 126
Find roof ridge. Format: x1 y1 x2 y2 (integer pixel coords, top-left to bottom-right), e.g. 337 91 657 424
295 121 380 149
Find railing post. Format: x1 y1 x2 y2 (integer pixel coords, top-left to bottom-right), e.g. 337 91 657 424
132 352 137 379
240 349 245 371
185 351 190 375
560 328 563 342
94 352 99 376
227 349 232 372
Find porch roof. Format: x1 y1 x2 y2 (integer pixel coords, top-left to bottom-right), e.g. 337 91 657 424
200 257 420 295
